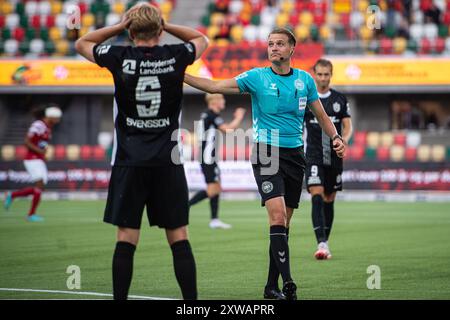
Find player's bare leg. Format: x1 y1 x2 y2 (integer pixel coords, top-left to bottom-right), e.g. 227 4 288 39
310 186 331 260
166 226 197 299
206 182 230 229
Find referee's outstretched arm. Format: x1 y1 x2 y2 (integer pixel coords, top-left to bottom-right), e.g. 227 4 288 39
184 74 241 94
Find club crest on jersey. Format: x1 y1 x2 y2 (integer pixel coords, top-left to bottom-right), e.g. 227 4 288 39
261 181 273 194
294 79 304 90
122 59 136 75
333 102 341 113
270 83 277 90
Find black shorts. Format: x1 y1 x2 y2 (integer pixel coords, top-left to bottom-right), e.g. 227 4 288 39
200 163 220 184
104 165 189 229
251 143 306 209
306 163 343 194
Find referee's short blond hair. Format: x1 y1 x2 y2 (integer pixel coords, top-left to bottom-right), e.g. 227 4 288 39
127 3 162 41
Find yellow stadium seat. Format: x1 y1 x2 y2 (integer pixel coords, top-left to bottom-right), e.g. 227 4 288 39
230 25 244 42
45 145 55 161
276 13 289 27
333 0 351 14
210 13 225 26
295 25 310 41
299 11 314 26
326 12 340 25
49 27 62 41
207 25 219 39
1 145 15 161
319 25 331 40
393 37 407 54
379 0 388 11
66 144 80 161
55 39 69 56
82 13 95 28
417 145 431 162
51 1 62 15
1 1 13 15
358 0 369 12
360 26 373 41
112 2 125 15
390 145 405 162
160 1 173 15
380 132 394 147
280 0 294 13
215 38 230 46
431 145 446 162
79 26 91 38
366 132 380 148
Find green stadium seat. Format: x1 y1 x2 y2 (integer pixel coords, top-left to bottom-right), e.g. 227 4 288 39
438 24 448 37
407 39 418 52
251 15 261 26
44 40 55 54
201 15 210 27
447 147 450 161
16 2 25 16
2 27 11 40
25 27 36 41
19 40 30 55
19 14 28 28
40 28 49 41
365 147 377 159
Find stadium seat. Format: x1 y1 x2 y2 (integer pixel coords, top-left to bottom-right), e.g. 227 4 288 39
366 132 380 148
379 38 393 54
348 145 365 160
39 1 51 16
66 144 80 161
390 145 405 162
406 131 421 147
30 38 44 55
276 12 289 27
299 11 314 26
230 25 244 42
6 13 20 29
409 24 424 41
424 23 438 39
49 26 62 41
365 147 377 160
405 147 417 161
353 131 367 146
80 145 93 160
4 39 19 55
376 146 390 161
416 145 431 162
380 132 394 147
295 25 310 42
1 1 14 15
50 0 62 15
45 145 54 160
82 13 95 28
393 37 407 54
25 1 39 16
55 39 69 55
92 145 106 160
15 145 27 160
54 145 66 160
1 145 15 161
431 145 446 162
393 133 406 146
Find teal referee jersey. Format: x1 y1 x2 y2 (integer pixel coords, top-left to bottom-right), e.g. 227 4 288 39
235 67 319 148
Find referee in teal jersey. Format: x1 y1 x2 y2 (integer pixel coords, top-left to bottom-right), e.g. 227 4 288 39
184 28 345 300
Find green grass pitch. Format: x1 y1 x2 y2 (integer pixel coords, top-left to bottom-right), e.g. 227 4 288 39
1 199 449 299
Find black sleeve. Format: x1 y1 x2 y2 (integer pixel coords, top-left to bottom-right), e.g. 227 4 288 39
340 95 351 119
93 44 126 71
168 42 196 67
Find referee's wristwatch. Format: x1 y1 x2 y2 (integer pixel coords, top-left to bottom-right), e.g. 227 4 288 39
332 134 344 143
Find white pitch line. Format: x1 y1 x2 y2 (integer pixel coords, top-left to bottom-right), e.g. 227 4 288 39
0 288 177 300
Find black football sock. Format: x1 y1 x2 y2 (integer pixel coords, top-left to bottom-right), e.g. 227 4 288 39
266 228 289 289
324 201 335 241
112 241 136 300
269 225 292 284
171 240 197 300
209 195 219 220
188 190 208 207
312 194 327 244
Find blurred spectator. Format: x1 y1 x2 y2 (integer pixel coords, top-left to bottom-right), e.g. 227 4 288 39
424 3 441 25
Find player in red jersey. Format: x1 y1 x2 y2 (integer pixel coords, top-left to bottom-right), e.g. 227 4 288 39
4 105 62 222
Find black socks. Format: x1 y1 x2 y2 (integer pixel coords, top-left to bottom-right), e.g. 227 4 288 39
269 225 292 284
323 201 335 240
112 241 136 300
188 190 208 206
266 228 289 289
171 240 197 300
312 194 327 243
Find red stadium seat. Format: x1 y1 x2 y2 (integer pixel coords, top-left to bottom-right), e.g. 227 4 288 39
0 15 5 29
92 145 106 160
420 38 431 54
15 145 27 160
13 27 25 42
380 38 393 54
80 145 93 160
54 144 66 160
45 15 55 28
30 15 41 29
348 145 365 161
393 133 406 146
353 131 367 146
444 12 450 25
435 38 445 53
376 146 390 160
405 147 417 161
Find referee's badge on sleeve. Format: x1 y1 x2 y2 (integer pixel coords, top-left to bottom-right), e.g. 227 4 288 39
298 97 307 110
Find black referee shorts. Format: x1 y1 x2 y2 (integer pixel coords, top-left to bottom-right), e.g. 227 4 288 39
251 143 306 209
200 163 220 184
104 165 189 229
